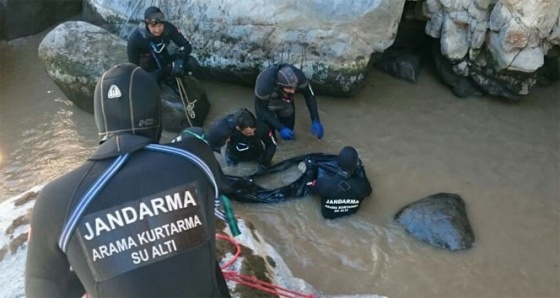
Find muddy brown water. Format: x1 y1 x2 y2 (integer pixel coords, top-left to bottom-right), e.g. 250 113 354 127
1 32 558 298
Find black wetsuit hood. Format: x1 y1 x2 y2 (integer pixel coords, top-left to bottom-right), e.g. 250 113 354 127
94 64 162 143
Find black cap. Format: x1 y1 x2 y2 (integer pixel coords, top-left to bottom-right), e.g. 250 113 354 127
276 66 298 88
337 146 359 173
94 63 162 142
144 6 165 24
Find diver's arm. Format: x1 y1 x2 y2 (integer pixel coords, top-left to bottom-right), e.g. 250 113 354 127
25 190 73 297
254 96 285 131
126 31 141 65
169 23 192 58
300 82 320 123
257 125 277 167
354 162 372 197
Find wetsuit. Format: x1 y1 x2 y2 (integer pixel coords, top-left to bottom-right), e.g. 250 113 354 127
127 22 195 81
254 64 320 132
206 114 277 167
312 161 372 219
25 134 231 297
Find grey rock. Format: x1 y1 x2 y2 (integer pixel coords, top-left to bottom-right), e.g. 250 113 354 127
395 193 475 251
38 21 210 132
82 0 407 97
424 0 559 99
0 0 81 41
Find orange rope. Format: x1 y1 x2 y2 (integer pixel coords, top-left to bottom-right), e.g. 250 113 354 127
216 233 316 298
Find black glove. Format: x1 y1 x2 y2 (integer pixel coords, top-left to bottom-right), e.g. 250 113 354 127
171 58 185 77
255 164 268 176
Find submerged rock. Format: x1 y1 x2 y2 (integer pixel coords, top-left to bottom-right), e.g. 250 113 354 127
394 193 475 251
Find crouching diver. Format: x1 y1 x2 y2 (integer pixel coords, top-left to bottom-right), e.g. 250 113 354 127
25 64 233 297
311 146 372 219
127 6 199 84
206 108 277 175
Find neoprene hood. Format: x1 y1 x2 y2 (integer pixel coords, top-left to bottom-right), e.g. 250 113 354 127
94 63 162 143
276 66 298 88
338 146 359 173
144 6 165 24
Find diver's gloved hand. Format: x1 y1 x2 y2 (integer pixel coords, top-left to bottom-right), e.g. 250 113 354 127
255 164 268 176
311 121 324 139
279 127 295 140
171 58 185 77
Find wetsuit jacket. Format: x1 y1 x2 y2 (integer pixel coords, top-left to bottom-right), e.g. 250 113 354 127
206 114 276 166
313 161 372 219
127 22 192 72
254 64 320 131
25 134 230 297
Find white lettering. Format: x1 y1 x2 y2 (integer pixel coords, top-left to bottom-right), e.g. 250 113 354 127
184 191 197 207
325 199 360 205
106 212 124 230
138 202 155 219
84 222 95 240
94 218 111 237
122 207 138 224
82 190 198 239
131 249 149 264
91 236 137 262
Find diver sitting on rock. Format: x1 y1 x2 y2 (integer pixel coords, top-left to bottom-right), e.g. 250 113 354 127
127 6 199 86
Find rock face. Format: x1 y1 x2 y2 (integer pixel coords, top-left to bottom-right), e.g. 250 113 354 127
424 0 560 99
82 0 407 97
394 193 475 251
38 21 210 132
0 186 387 297
0 0 82 41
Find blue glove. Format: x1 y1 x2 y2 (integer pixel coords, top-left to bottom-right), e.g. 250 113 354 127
311 121 324 139
279 127 295 140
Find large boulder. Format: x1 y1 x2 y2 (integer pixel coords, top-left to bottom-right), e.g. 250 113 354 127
38 21 210 132
0 185 386 298
394 193 475 251
0 0 82 41
82 0 407 97
423 0 560 100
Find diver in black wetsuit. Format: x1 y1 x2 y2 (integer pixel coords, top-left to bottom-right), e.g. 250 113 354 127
207 108 277 174
254 63 324 141
312 146 372 219
127 6 199 83
25 64 231 297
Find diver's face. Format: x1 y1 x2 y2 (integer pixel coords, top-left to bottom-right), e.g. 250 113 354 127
148 23 164 36
238 126 256 137
281 87 296 95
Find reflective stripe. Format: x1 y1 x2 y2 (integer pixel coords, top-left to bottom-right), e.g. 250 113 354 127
58 144 227 253
145 144 225 221
58 154 130 252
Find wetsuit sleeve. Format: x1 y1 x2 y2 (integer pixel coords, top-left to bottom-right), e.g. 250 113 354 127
298 80 320 123
256 123 277 167
126 29 142 66
168 23 192 59
25 186 74 297
254 96 285 131
313 176 333 198
354 163 372 197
